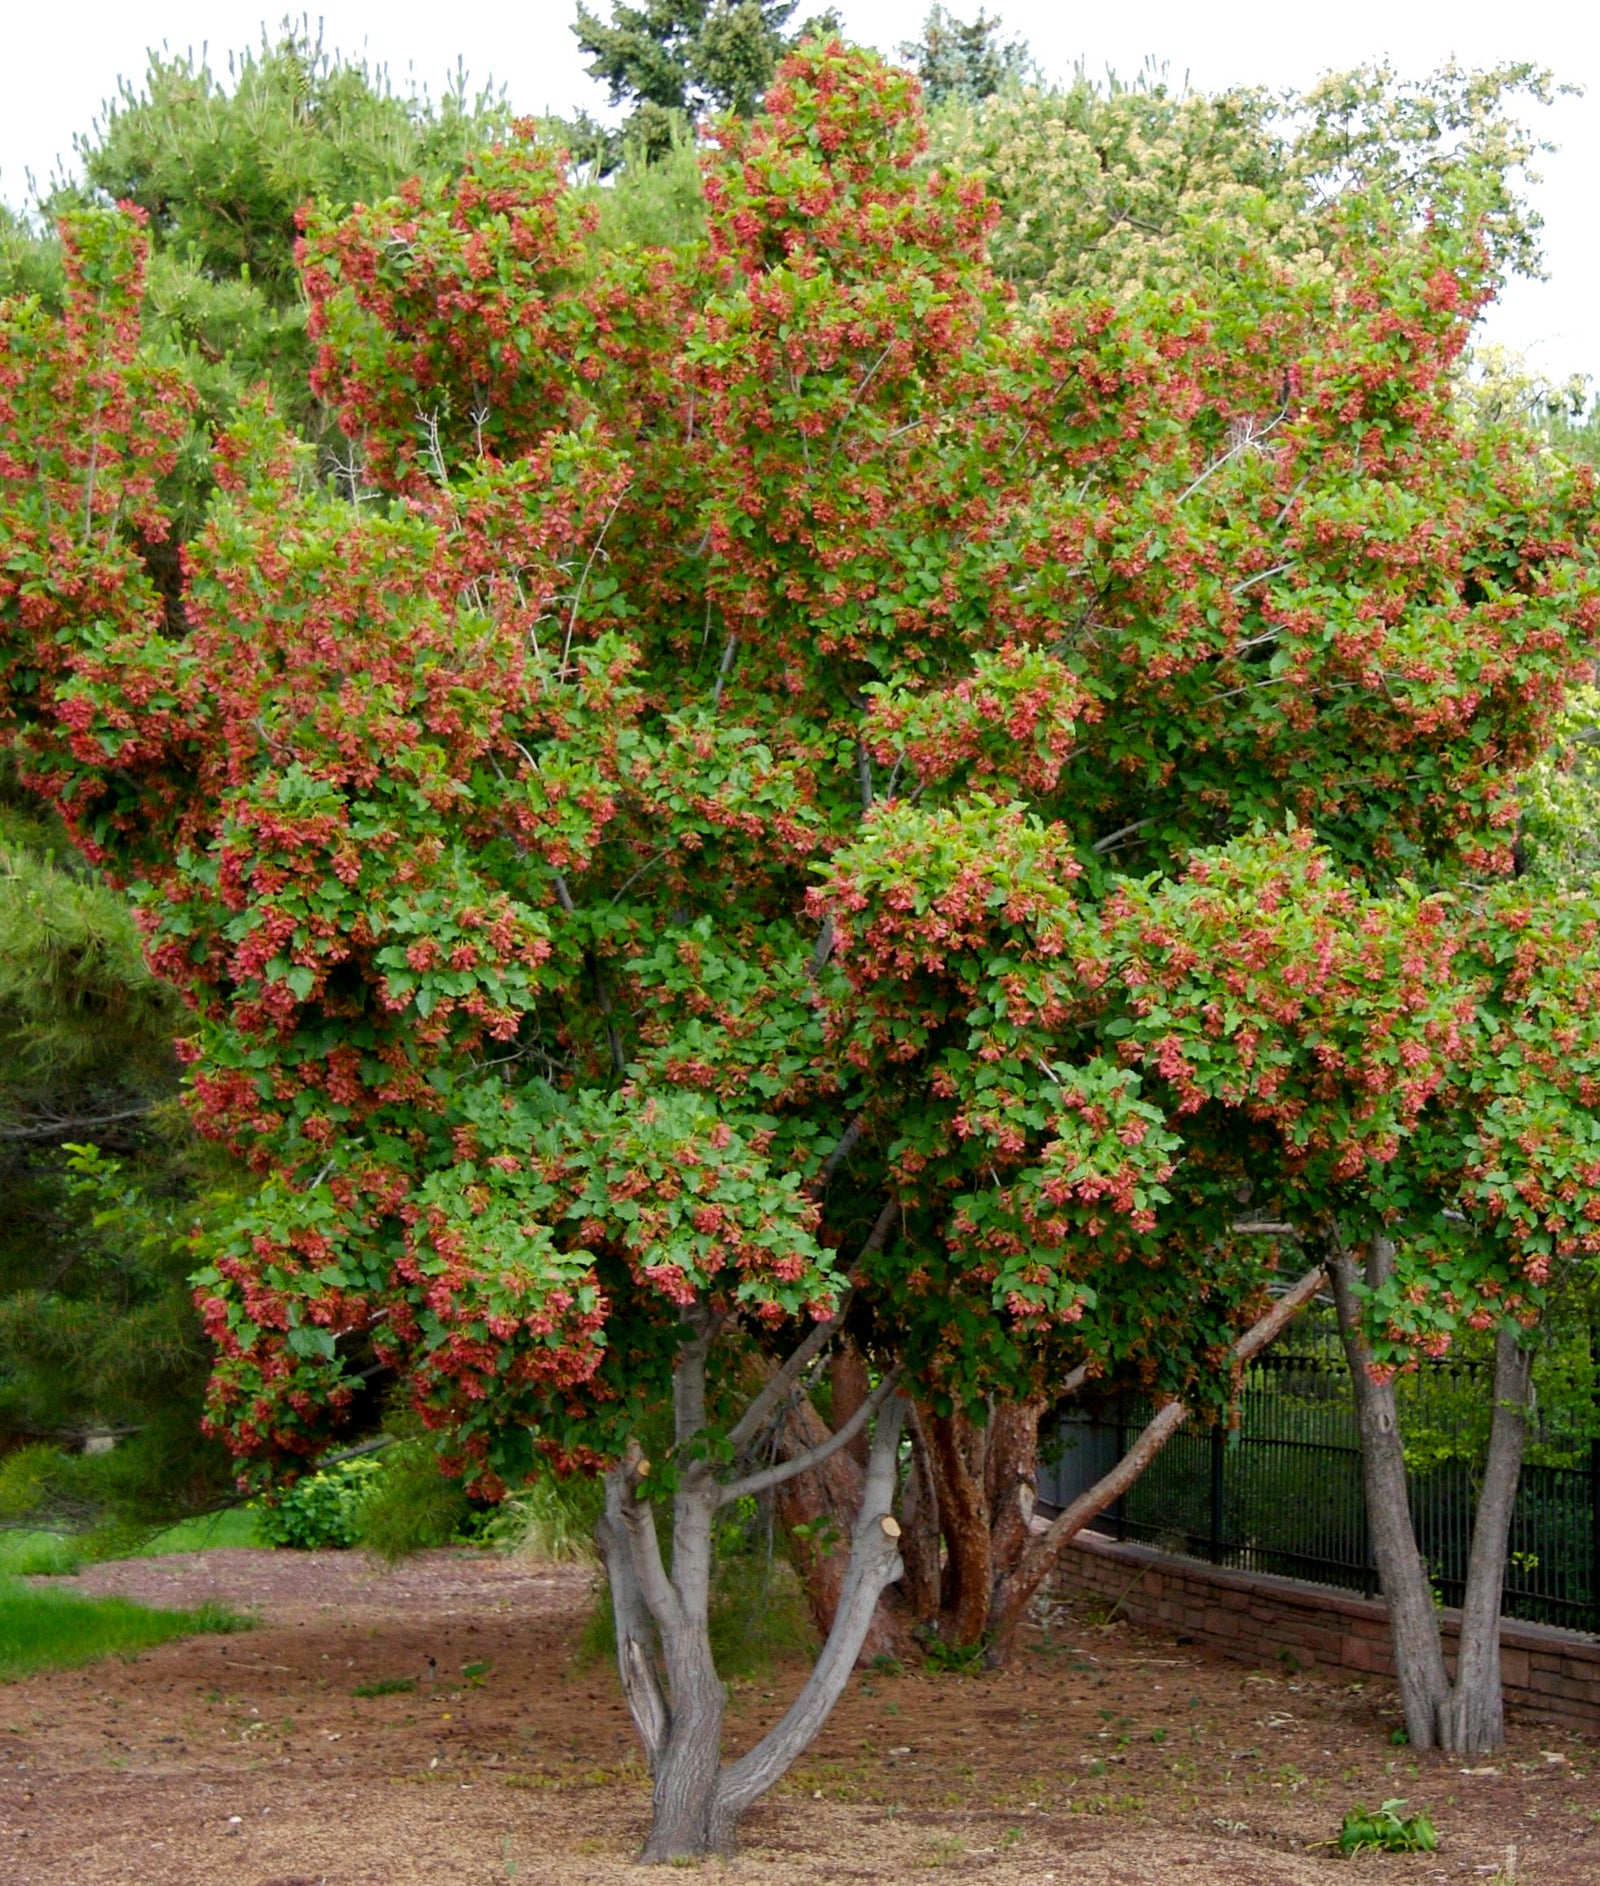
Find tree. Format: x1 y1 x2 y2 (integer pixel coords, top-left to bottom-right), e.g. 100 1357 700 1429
0 776 244 1539
4 37 1598 1854
925 59 1562 305
572 0 840 160
897 7 1034 105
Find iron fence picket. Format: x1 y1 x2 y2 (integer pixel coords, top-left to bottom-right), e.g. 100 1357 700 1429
1040 1335 1600 1635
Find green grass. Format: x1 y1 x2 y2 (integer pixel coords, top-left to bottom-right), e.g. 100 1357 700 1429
0 1508 261 1579
0 1575 250 1681
0 1530 83 1577
133 1508 261 1556
353 1675 417 1697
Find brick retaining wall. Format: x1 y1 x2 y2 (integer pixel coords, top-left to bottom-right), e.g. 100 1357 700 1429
1052 1529 1600 1732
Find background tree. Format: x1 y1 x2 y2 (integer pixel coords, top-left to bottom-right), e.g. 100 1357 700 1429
896 7 1034 104
0 777 239 1540
572 0 840 162
926 57 1560 305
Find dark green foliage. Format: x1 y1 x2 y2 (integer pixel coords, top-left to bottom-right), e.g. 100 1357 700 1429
0 783 226 1541
0 1576 248 1680
898 7 1034 104
0 1136 244 1547
571 0 840 161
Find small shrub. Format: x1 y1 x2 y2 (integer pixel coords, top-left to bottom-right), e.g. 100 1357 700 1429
254 1455 384 1549
481 1470 604 1565
354 1441 472 1563
921 1636 986 1674
1337 1799 1438 1855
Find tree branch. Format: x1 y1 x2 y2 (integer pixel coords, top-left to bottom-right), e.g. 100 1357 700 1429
985 1262 1326 1661
726 1196 898 1454
715 1391 907 1819
597 1470 670 1771
719 1367 902 1507
1090 819 1153 856
808 915 836 977
813 1114 865 1193
0 1105 156 1143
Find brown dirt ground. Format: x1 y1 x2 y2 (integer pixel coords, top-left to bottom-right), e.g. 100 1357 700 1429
3 1546 1598 1885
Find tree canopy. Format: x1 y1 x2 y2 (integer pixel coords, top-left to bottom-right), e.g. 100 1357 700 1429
3 25 1597 1475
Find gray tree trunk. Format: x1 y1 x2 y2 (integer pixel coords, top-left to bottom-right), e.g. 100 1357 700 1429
600 1300 908 1861
1332 1234 1533 1754
1439 1323 1533 1753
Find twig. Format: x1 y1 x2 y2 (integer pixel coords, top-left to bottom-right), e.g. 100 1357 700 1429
1091 819 1153 857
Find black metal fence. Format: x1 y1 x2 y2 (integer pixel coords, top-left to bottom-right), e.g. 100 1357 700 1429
1038 1338 1600 1635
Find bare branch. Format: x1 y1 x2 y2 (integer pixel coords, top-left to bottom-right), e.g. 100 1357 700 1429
719 1367 902 1507
808 915 836 977
813 1115 865 1192
0 1105 155 1143
711 633 738 708
856 740 875 811
560 492 625 676
1091 819 1153 856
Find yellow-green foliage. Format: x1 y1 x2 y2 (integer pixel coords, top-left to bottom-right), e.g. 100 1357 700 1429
1522 687 1600 893
925 58 1559 304
0 805 175 1103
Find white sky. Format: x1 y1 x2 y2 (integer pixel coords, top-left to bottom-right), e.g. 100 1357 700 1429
2 2 1595 381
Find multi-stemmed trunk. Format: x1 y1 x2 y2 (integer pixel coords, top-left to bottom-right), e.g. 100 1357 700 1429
767 1360 910 1662
595 1303 909 1861
982 1263 1328 1663
1331 1234 1533 1754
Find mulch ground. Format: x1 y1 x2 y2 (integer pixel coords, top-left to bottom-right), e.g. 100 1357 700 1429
2 1545 1597 1884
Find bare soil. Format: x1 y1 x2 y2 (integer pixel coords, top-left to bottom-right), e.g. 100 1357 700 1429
3 1545 1598 1884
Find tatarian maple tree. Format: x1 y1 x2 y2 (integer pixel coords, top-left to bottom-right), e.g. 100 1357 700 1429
4 39 1599 1853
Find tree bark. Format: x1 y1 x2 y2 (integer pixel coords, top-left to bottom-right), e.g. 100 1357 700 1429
770 1382 908 1661
983 1263 1327 1665
1332 1238 1451 1749
897 1402 942 1628
712 1394 906 1835
1440 1323 1532 1753
925 1407 993 1646
597 1470 668 1773
986 1396 1046 1589
604 1305 914 1859
830 1340 870 1467
1332 1235 1535 1755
